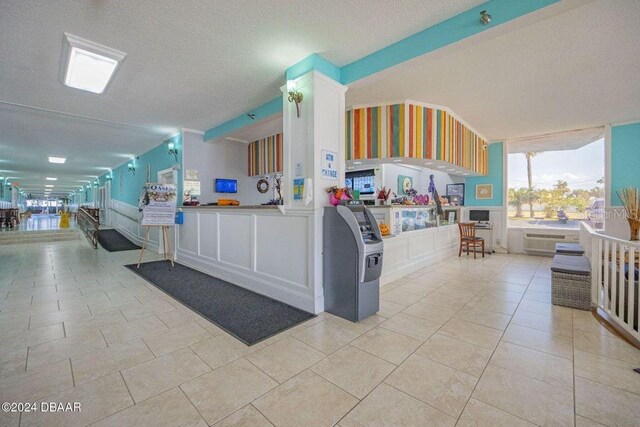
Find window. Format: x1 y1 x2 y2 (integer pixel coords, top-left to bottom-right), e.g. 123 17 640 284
507 128 604 230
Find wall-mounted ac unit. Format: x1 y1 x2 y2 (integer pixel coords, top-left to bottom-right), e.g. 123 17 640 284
523 232 579 254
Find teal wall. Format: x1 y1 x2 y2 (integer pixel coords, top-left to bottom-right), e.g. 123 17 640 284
610 122 640 206
105 133 182 206
465 142 504 206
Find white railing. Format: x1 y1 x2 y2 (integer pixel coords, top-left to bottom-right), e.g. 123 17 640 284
581 222 640 341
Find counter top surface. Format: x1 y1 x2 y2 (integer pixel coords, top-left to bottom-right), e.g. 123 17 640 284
181 204 279 210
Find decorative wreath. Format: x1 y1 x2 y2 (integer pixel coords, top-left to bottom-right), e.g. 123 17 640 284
257 178 269 193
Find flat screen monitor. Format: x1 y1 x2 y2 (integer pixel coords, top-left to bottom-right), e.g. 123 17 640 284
215 178 237 193
345 169 375 195
469 209 490 222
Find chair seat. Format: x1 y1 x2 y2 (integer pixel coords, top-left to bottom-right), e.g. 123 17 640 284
462 236 484 242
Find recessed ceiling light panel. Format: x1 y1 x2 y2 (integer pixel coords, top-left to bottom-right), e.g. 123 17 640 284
45 177 57 181
48 156 66 164
61 33 126 94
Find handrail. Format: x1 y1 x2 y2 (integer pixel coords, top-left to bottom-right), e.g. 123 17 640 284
581 222 640 348
77 207 99 248
109 207 139 223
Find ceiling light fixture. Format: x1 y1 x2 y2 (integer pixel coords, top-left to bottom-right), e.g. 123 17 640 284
392 159 403 163
60 33 126 94
45 184 54 188
287 80 303 118
48 156 67 164
128 161 135 175
480 10 492 25
46 177 58 181
437 165 446 169
353 161 362 165
168 141 179 161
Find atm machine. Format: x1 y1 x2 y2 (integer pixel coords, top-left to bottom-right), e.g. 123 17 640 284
323 201 384 322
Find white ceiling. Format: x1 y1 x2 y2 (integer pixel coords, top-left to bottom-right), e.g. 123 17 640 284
347 0 640 142
0 0 485 193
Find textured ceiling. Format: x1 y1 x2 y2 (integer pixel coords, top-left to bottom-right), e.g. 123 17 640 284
0 0 485 192
346 0 640 141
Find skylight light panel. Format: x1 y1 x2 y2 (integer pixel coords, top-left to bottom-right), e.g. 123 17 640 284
61 33 126 94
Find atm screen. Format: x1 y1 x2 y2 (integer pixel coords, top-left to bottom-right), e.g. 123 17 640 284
353 211 366 223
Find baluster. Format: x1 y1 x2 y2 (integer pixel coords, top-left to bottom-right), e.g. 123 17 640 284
628 246 636 334
619 244 626 321
611 242 617 316
604 239 610 311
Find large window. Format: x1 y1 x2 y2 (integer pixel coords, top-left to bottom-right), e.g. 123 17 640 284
507 134 604 230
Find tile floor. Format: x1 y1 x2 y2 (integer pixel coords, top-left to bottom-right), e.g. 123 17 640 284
1 240 640 426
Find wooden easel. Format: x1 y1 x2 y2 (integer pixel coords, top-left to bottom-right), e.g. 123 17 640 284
137 225 175 268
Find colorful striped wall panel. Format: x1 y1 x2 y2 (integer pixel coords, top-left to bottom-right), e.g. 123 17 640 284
346 102 488 175
247 133 283 176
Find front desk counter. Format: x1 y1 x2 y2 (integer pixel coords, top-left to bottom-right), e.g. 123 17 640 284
369 205 461 285
176 204 320 313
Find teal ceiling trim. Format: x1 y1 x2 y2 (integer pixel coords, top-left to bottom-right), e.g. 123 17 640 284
203 97 282 141
285 53 341 82
341 0 559 84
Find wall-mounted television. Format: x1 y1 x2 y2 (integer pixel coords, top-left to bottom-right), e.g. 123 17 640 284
345 169 375 195
215 178 237 193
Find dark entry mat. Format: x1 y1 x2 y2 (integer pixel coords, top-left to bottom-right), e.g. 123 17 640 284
125 261 314 345
97 229 141 252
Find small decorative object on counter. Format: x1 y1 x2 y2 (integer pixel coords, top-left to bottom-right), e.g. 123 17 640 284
273 174 284 205
379 223 390 236
326 186 353 206
428 174 444 216
376 187 391 205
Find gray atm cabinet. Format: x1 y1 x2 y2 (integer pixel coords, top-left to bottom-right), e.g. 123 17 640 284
323 204 384 322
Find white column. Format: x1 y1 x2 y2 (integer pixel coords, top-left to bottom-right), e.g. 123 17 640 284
282 70 348 313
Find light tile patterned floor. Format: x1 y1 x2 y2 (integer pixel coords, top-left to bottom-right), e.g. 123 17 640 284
1 240 640 426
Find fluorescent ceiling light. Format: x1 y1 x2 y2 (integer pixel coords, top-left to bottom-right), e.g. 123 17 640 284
48 156 66 164
437 165 446 169
61 33 126 94
353 161 362 165
46 177 57 181
45 184 54 188
392 159 403 163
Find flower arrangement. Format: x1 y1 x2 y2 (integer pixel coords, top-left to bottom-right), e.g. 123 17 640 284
326 186 353 206
377 187 391 203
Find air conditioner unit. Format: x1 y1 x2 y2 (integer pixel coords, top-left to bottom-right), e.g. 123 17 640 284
523 233 579 254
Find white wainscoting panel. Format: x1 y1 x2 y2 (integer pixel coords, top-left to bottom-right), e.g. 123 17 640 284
176 207 317 312
380 225 458 285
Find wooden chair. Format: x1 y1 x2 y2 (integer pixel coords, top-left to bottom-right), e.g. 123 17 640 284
458 222 484 259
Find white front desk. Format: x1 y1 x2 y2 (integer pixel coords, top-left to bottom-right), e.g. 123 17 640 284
369 206 460 285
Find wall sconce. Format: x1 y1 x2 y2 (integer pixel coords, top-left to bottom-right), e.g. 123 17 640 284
168 141 179 161
128 162 136 175
480 10 491 25
287 80 303 118
106 173 113 181
93 181 98 188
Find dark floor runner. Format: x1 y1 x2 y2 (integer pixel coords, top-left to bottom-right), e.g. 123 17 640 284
125 261 314 345
98 229 141 252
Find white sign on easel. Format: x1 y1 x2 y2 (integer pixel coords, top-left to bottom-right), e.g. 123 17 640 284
140 183 177 226
138 183 177 267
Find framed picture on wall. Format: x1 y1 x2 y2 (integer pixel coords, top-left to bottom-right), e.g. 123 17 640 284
397 175 413 195
145 165 151 183
475 184 493 200
446 183 465 205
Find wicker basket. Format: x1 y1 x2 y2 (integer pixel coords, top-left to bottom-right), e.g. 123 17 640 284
552 271 591 310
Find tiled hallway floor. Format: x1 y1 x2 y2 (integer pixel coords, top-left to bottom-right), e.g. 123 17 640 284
1 241 640 426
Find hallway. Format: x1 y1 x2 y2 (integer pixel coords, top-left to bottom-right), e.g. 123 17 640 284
1 240 639 426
